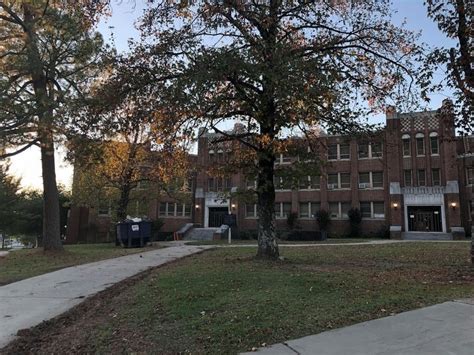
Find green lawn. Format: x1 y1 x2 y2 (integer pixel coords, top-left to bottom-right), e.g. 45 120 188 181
0 243 159 285
6 242 473 354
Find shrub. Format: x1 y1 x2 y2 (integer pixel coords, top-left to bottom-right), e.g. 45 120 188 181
316 209 331 240
286 212 298 230
348 208 362 238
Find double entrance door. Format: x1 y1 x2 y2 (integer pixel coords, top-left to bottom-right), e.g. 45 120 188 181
407 206 442 232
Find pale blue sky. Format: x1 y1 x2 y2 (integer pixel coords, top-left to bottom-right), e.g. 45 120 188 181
10 0 455 190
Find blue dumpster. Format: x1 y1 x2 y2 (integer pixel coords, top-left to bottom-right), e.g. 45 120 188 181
116 220 152 248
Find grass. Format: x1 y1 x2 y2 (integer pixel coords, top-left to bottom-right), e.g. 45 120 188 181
0 243 160 285
8 242 473 354
187 238 373 245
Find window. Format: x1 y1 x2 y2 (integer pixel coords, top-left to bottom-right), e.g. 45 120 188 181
339 143 350 159
371 142 383 158
430 133 439 155
467 168 474 185
299 202 320 218
360 202 371 218
360 202 385 219
327 173 339 189
416 134 425 156
341 202 351 219
358 143 369 158
432 169 441 186
159 202 175 217
328 144 338 160
402 134 411 157
359 172 370 188
274 175 291 190
208 178 215 192
372 172 383 188
184 204 191 217
329 202 340 218
340 173 351 188
275 202 291 218
328 202 349 219
328 173 350 189
246 178 256 189
328 143 350 160
245 204 257 218
299 176 320 190
373 202 385 218
404 169 412 186
418 169 426 186
98 201 111 216
359 142 382 159
359 172 383 189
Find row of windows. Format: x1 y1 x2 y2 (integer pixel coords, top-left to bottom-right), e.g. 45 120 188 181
159 203 191 217
208 177 232 192
251 171 384 191
402 133 439 157
404 169 441 187
245 202 385 220
273 142 383 163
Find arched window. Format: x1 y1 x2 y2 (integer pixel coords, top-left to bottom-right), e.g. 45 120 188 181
402 134 410 157
415 133 425 156
429 132 439 155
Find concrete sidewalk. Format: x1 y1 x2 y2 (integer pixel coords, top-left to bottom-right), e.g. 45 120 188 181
0 244 210 348
243 299 474 355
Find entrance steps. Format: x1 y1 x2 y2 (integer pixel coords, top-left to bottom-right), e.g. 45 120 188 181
184 228 220 241
402 232 452 241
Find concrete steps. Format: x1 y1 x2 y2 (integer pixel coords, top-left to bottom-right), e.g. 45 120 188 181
402 232 452 240
184 228 220 241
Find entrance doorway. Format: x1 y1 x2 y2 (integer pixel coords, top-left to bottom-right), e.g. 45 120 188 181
407 206 442 232
208 207 228 227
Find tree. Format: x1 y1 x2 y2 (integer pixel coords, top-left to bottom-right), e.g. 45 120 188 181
0 161 21 246
422 0 473 133
0 1 103 250
131 1 421 258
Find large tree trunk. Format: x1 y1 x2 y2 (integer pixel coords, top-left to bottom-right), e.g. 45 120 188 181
40 131 63 251
116 185 131 222
256 149 279 259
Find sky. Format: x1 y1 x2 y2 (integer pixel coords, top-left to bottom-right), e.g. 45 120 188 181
8 0 455 190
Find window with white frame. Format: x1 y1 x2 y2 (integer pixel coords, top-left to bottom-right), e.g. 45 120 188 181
245 204 257 218
328 143 350 160
276 154 292 164
98 201 111 216
328 202 350 219
339 143 350 159
432 168 441 186
329 202 340 218
404 169 412 186
275 202 292 218
416 133 425 156
402 134 411 157
299 202 320 218
429 132 439 155
360 202 385 219
327 173 350 189
358 142 382 159
274 175 291 190
328 144 338 160
159 203 190 217
299 175 320 190
358 171 383 189
467 167 474 185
